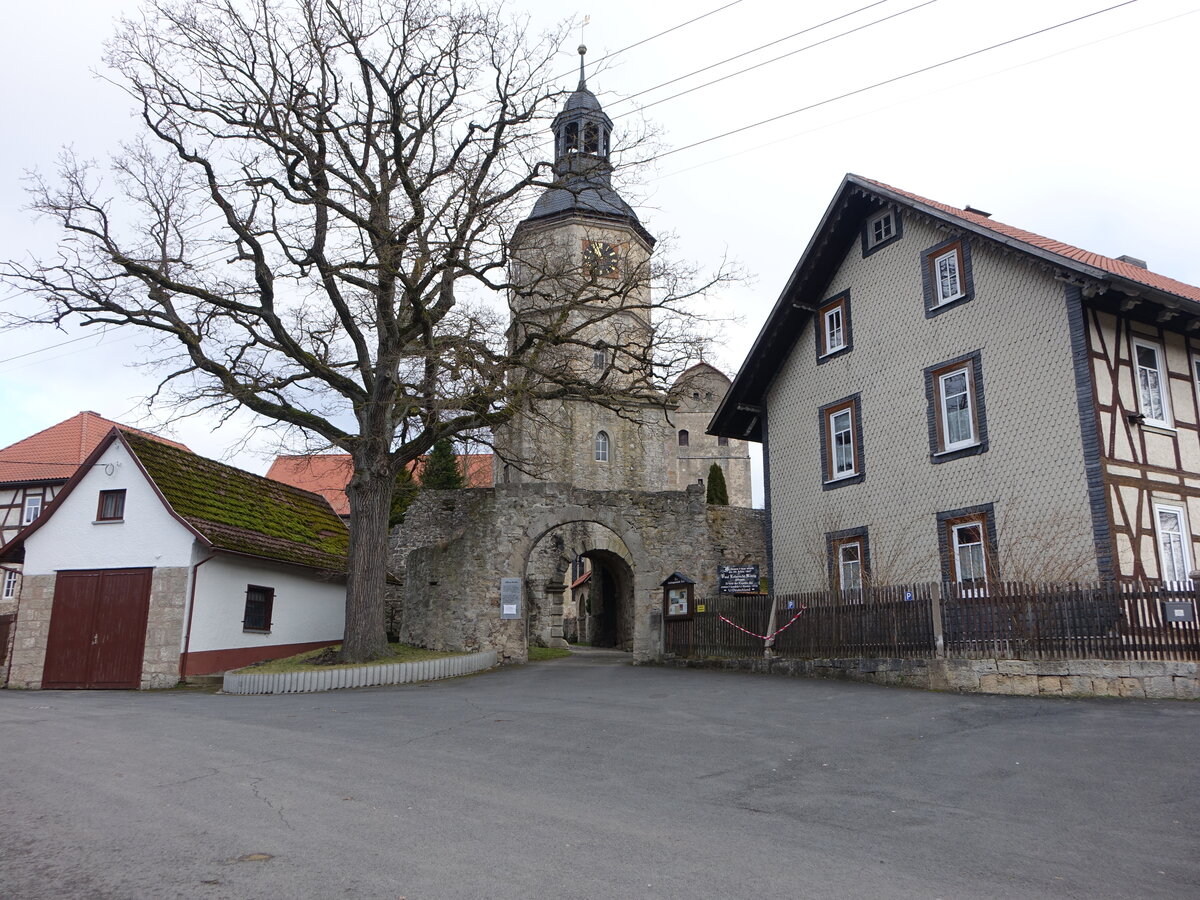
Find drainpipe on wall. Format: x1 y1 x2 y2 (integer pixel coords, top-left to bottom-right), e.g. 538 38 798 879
179 553 216 680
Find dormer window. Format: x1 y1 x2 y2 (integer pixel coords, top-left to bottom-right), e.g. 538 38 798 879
97 489 126 522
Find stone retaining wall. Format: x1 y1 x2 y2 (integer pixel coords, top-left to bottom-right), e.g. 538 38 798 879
660 655 1200 699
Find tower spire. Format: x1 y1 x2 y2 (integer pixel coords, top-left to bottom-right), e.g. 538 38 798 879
577 44 587 90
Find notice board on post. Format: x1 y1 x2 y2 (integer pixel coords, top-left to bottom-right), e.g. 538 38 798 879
718 565 760 594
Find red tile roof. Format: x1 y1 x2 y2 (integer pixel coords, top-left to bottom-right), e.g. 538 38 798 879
0 411 189 486
859 176 1200 305
266 452 494 516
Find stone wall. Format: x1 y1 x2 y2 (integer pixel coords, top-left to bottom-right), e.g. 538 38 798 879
7 566 189 690
391 482 767 663
660 655 1200 699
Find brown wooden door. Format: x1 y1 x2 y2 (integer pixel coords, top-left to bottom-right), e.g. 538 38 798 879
43 569 153 689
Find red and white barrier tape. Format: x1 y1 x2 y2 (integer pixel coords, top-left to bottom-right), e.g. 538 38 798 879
718 606 806 642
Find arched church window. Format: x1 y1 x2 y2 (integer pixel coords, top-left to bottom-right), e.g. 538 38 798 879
595 431 610 462
717 435 729 447
678 430 689 447
564 122 579 152
583 123 600 154
593 344 607 369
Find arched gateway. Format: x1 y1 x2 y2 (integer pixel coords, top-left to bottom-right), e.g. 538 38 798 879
391 482 764 663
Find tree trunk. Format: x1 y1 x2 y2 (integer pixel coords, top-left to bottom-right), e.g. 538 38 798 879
342 455 393 662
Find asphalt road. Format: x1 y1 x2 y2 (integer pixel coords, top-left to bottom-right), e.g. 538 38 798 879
2 650 1198 899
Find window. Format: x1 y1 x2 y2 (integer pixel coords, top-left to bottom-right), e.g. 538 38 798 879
925 351 988 462
2 570 17 600
819 395 864 488
827 527 870 594
717 435 729 447
243 585 275 633
594 431 609 462
862 208 902 256
22 495 42 525
937 504 996 592
592 344 607 369
816 292 851 360
678 430 689 447
921 238 974 316
96 489 126 522
1133 337 1172 428
1153 503 1192 583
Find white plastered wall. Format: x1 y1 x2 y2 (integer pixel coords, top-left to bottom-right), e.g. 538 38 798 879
188 554 345 653
22 440 197 575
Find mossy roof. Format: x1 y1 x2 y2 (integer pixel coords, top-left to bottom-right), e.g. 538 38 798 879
124 432 349 572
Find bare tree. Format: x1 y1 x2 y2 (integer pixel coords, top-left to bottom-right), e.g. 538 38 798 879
2 0 726 660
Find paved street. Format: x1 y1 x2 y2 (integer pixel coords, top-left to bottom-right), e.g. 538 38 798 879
2 650 1198 899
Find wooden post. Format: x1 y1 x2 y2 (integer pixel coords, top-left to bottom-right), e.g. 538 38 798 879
931 583 946 658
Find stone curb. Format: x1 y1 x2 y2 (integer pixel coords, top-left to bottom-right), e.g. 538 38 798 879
221 649 498 695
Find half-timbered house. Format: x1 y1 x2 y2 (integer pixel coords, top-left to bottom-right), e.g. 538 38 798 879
711 174 1200 592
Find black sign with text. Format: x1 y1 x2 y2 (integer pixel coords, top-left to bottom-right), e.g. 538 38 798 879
718 565 760 594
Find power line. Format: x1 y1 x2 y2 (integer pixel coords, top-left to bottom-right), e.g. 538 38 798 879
636 0 1142 164
610 0 908 109
655 5 1197 183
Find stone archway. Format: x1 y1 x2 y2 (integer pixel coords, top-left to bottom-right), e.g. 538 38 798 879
524 522 636 650
392 482 766 663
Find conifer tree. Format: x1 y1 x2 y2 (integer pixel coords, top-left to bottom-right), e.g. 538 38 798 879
706 463 729 506
389 465 419 528
422 439 466 490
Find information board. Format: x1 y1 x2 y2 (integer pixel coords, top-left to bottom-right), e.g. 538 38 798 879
718 564 760 594
500 577 523 619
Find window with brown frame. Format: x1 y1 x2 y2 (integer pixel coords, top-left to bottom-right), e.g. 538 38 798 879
937 504 996 593
243 585 275 633
816 292 852 360
819 395 864 488
96 489 126 522
924 351 988 463
827 527 870 594
921 237 974 316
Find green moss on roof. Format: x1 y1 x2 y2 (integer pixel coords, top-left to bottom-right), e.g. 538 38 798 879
122 432 348 571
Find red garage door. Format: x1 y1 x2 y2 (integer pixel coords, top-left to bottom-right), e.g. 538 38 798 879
43 569 153 689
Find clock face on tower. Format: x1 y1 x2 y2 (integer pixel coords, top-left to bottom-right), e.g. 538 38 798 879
582 240 620 278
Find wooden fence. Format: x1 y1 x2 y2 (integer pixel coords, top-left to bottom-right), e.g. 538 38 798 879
662 581 1200 662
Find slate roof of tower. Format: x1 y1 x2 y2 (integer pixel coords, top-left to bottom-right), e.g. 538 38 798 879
0 411 189 486
710 173 1200 442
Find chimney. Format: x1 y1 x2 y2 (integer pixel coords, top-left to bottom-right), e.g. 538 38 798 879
1116 254 1148 269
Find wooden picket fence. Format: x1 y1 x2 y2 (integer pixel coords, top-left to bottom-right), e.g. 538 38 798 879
662 581 1200 662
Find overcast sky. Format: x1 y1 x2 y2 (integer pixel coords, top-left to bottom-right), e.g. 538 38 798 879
1 0 1196 505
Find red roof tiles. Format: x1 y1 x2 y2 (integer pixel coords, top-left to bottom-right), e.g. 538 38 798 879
858 176 1200 305
266 452 494 516
0 411 189 486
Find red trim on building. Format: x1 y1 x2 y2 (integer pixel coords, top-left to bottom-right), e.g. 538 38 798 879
182 640 339 675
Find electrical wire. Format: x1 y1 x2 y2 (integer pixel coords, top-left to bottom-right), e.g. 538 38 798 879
655 5 1197 183
635 0 1142 164
610 0 932 114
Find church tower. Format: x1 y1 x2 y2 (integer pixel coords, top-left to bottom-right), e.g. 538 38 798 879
496 48 666 492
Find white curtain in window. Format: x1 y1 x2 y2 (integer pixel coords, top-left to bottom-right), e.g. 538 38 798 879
1135 344 1166 421
1157 507 1189 582
831 410 853 474
941 370 973 447
825 307 843 351
937 251 960 300
953 523 987 587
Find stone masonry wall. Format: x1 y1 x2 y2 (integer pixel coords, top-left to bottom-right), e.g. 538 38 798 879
661 655 1200 700
7 566 189 689
392 483 766 663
